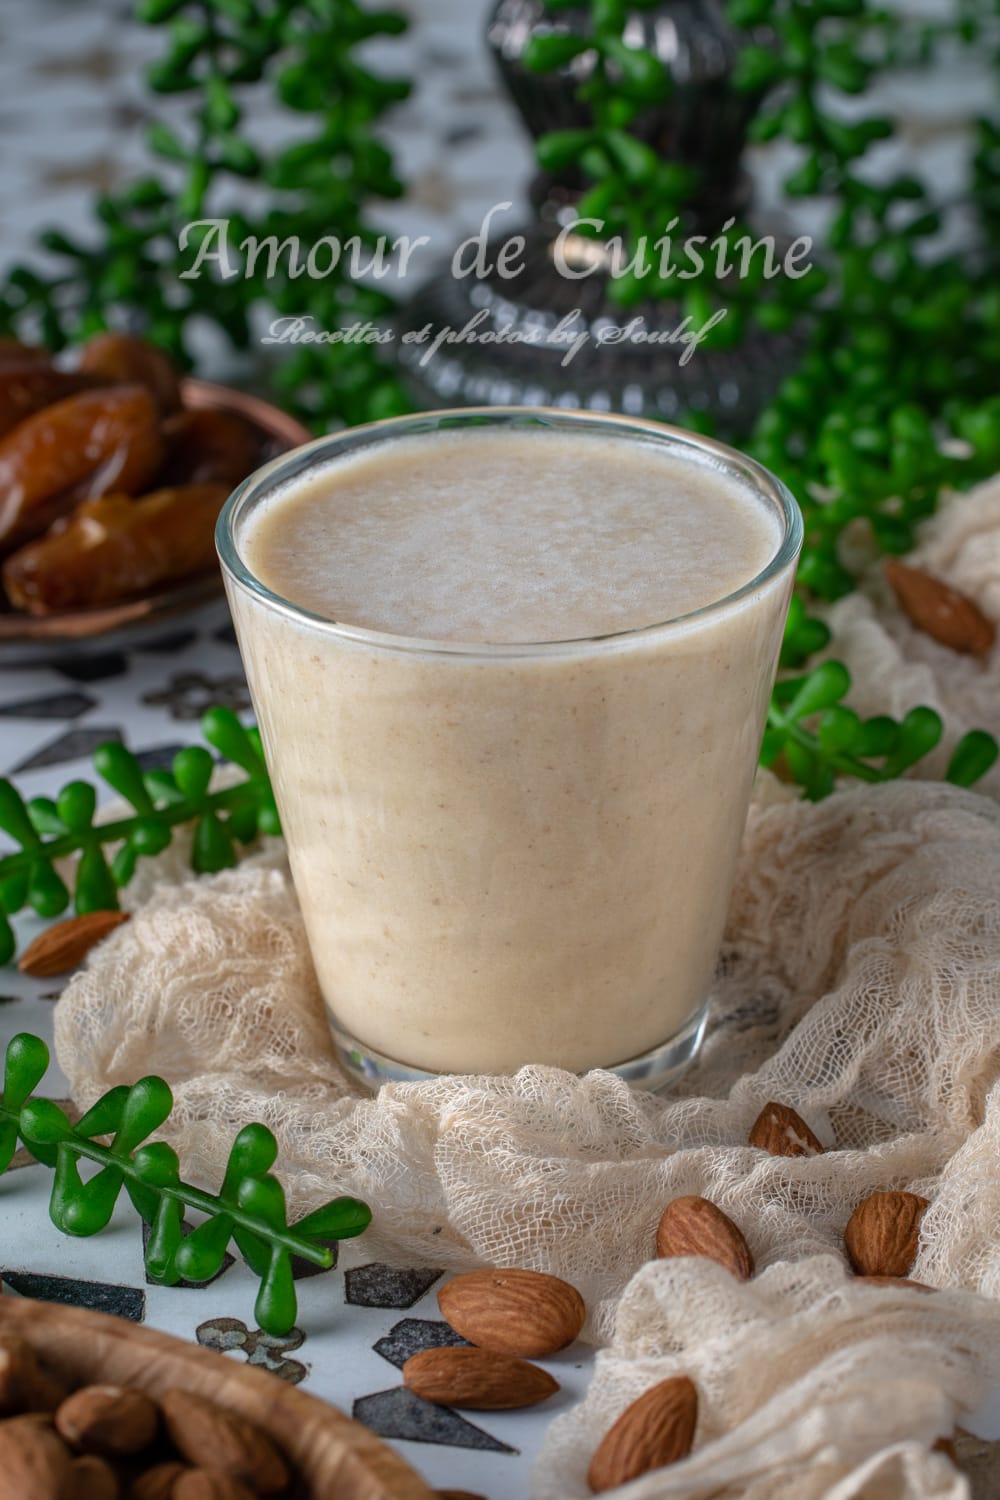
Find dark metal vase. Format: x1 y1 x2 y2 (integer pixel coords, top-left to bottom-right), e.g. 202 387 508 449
392 0 796 432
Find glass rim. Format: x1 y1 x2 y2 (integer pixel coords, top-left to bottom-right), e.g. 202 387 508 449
216 406 803 660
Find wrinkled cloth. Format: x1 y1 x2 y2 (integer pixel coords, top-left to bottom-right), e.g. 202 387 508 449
54 479 1000 1500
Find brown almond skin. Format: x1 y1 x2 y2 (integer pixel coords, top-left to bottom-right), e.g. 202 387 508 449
655 1196 754 1280
129 1462 188 1500
844 1190 930 1278
18 911 130 978
0 1413 74 1500
0 1334 67 1415
173 1472 257 1500
72 1453 121 1500
587 1375 698 1493
436 1491 489 1500
884 559 995 656
403 1347 559 1410
160 1390 288 1496
56 1383 159 1457
933 1436 958 1466
437 1268 585 1357
748 1102 824 1158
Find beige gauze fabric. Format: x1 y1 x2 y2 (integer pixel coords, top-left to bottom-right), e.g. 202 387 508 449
53 479 1000 1499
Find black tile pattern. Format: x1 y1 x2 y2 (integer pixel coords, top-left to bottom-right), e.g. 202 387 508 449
1 1269 145 1321
344 1263 443 1309
11 725 123 773
53 653 128 683
374 1317 470 1370
353 1387 516 1453
139 630 198 655
196 1317 308 1383
0 691 96 720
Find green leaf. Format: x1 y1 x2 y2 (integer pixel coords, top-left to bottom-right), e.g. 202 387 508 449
147 121 189 162
600 38 669 100
173 745 214 801
28 861 70 920
946 730 999 787
0 782 38 847
535 129 596 173
56 783 96 834
193 812 237 874
75 846 119 915
782 662 852 723
294 1196 372 1241
201 709 263 775
521 34 590 72
884 707 943 776
94 743 154 814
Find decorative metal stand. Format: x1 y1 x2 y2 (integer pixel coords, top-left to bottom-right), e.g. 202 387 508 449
392 0 798 433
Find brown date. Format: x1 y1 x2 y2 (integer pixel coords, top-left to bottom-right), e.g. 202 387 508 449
0 339 54 369
158 408 261 489
3 483 229 613
0 385 164 553
79 333 182 413
0 367 102 439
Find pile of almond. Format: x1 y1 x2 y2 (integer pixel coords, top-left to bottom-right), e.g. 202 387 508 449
0 1336 294 1500
405 1097 943 1495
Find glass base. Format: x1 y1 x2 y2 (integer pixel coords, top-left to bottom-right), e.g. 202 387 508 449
330 998 709 1094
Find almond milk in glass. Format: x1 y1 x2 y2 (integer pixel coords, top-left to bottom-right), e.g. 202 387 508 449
217 409 802 1089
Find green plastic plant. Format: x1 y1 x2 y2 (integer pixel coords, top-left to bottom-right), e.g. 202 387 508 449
0 708 278 966
0 1032 370 1335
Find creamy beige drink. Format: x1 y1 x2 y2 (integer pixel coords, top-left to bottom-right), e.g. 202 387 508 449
220 411 800 1084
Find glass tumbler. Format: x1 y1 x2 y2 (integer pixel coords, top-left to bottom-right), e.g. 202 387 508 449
217 409 802 1090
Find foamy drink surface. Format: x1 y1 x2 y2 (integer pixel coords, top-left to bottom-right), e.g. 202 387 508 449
244 428 781 644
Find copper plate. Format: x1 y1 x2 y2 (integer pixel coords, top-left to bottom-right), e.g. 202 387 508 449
0 378 311 664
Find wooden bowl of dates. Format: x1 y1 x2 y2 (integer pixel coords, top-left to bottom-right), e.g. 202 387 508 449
0 1294 436 1499
0 335 311 658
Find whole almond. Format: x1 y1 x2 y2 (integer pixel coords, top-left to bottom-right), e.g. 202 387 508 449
174 1472 257 1500
933 1435 958 1467
884 560 995 656
0 1413 74 1500
844 1190 930 1277
655 1196 754 1280
587 1375 698 1493
160 1390 288 1495
18 911 130 978
748 1101 823 1158
56 1384 158 1456
72 1454 120 1500
0 1335 66 1415
129 1462 187 1500
437 1268 585 1357
403 1346 558 1410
